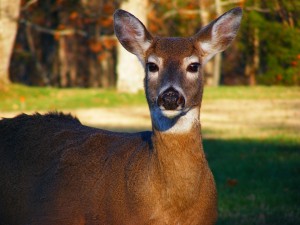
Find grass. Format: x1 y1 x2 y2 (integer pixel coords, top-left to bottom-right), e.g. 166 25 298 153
0 84 147 111
0 84 299 111
203 86 300 100
204 138 300 225
0 84 299 224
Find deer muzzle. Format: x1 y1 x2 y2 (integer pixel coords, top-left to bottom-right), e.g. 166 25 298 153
157 87 185 111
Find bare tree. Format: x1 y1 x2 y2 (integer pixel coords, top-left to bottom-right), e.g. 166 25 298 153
199 0 215 85
0 0 21 86
116 0 148 93
212 0 223 86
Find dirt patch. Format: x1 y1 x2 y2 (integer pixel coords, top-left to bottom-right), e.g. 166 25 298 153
1 99 299 139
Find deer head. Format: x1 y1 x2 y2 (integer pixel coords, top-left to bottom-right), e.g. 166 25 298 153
114 8 242 132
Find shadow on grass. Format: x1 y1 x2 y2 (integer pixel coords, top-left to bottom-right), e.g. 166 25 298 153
203 139 300 225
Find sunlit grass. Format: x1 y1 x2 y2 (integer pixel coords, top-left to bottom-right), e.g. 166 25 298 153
204 86 300 100
0 84 299 111
0 84 147 111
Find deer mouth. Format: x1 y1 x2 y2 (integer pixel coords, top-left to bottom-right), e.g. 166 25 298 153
160 109 183 119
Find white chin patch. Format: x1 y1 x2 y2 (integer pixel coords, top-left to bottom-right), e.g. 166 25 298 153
161 110 182 119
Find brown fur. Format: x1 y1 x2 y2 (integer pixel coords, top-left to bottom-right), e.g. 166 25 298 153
0 113 216 225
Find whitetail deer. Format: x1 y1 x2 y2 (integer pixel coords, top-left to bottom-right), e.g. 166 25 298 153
0 8 242 225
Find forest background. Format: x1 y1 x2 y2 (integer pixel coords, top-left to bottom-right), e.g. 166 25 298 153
1 0 299 89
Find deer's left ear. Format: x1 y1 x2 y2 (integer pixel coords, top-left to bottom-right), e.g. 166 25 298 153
194 7 242 65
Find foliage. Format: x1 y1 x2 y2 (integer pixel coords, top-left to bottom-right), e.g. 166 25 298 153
259 21 300 85
148 0 201 37
239 0 300 85
11 0 121 87
8 0 300 86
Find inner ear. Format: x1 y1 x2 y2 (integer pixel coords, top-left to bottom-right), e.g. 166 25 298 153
194 7 242 64
114 9 153 61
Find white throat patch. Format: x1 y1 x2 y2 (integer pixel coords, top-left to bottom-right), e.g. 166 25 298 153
151 107 200 134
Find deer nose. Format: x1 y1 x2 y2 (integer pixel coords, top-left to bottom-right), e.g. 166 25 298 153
157 87 185 110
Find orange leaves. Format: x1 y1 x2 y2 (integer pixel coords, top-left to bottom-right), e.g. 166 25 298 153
180 10 197 20
102 38 116 50
148 10 163 33
19 96 26 103
97 52 108 62
180 2 198 20
55 0 63 5
54 31 61 41
290 54 300 67
291 61 298 67
89 37 117 62
69 11 79 21
89 40 103 53
148 10 158 21
57 24 66 30
103 2 115 14
149 24 160 33
89 38 116 55
226 178 238 187
19 96 26 110
53 24 66 41
276 74 283 81
239 0 245 7
99 17 113 27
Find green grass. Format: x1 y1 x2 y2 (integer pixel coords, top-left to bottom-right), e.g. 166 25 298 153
0 84 147 111
204 138 300 225
0 84 299 111
203 86 300 100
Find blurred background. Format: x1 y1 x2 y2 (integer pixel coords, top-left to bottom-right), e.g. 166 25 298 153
0 0 299 225
1 0 300 88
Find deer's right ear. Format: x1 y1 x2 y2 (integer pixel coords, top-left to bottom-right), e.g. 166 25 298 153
194 7 242 65
114 9 153 61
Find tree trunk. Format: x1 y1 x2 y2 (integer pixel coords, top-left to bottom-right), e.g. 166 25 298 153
245 27 259 86
245 0 259 86
58 37 68 87
212 0 222 86
213 53 222 86
199 0 214 86
117 0 148 93
251 27 259 85
0 0 21 86
100 51 115 88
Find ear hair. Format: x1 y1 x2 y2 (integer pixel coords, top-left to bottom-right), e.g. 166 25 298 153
114 9 153 62
194 7 243 65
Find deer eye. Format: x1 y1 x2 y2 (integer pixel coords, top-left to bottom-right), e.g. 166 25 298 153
187 63 200 73
146 62 159 73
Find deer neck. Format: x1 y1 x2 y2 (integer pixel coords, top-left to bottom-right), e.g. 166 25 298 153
150 107 207 208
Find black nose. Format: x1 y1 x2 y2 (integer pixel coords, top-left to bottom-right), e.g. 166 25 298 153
157 87 185 110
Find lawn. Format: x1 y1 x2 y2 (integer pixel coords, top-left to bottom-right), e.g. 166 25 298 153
205 138 299 225
0 84 147 111
0 84 299 111
0 84 299 224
